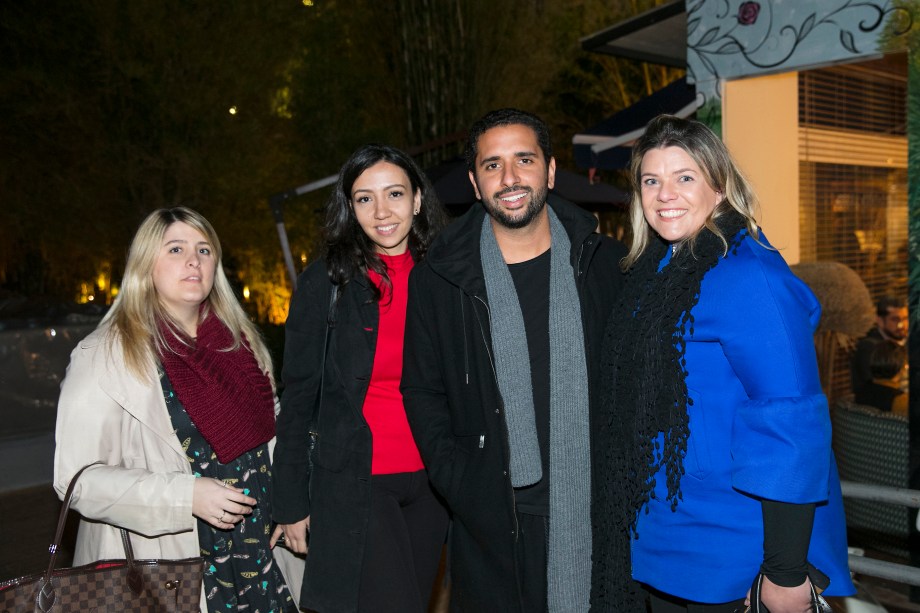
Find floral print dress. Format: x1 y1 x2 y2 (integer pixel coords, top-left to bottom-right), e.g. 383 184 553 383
161 372 297 613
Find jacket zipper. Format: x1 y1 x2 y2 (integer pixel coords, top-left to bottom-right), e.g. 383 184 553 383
472 294 520 543
574 237 595 335
461 291 481 450
459 288 470 384
308 429 318 468
308 428 318 501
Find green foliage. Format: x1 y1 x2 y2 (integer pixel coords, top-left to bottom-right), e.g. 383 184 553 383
0 0 681 306
0 1 314 298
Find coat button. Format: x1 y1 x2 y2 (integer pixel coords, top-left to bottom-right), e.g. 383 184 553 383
495 408 500 414
503 470 508 476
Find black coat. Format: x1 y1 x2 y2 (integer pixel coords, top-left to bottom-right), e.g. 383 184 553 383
272 260 379 613
401 196 625 612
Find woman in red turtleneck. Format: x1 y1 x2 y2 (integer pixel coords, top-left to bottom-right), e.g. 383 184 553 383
271 144 448 613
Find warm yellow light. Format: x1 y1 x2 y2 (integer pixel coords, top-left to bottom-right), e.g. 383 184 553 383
243 285 251 300
229 106 238 115
97 273 107 291
300 252 307 264
302 0 313 5
77 282 91 304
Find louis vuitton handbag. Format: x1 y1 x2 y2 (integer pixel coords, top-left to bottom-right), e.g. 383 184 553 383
0 463 204 612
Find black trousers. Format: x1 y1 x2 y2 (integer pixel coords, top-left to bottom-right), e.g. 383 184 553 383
645 585 746 613
356 470 448 613
514 510 549 613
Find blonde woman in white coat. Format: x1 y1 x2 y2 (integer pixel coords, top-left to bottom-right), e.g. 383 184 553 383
54 207 297 612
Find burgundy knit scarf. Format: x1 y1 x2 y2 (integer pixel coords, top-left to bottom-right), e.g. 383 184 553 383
158 314 275 463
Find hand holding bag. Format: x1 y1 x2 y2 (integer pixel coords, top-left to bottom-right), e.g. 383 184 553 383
0 462 204 612
745 572 833 613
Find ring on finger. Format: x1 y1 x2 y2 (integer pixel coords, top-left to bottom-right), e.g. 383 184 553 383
219 510 227 523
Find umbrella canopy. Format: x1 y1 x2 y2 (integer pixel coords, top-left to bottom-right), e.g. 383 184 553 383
427 158 628 213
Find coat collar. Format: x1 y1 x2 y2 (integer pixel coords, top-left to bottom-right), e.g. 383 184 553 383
84 330 188 460
426 194 599 294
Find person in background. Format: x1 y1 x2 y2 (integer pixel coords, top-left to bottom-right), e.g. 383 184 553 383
852 295 908 396
54 207 296 612
401 108 625 612
591 115 855 612
271 144 449 613
854 340 908 414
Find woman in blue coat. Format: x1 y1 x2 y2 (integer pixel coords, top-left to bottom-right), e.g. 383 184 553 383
591 115 854 612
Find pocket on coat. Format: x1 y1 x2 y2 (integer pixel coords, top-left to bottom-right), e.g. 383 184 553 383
448 395 486 436
435 435 477 505
684 387 713 480
313 438 348 473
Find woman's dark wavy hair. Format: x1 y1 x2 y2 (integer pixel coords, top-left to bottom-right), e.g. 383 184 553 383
324 143 447 301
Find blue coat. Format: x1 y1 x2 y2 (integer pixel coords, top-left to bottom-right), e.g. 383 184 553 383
630 232 855 602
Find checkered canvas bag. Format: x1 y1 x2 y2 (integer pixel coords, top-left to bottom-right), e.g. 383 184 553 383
0 463 204 612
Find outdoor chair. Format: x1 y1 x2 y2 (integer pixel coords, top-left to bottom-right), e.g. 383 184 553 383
832 399 910 559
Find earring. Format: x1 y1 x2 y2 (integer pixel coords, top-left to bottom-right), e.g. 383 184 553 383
414 208 420 215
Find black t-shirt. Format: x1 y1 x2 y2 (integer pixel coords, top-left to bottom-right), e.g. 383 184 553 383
507 249 551 515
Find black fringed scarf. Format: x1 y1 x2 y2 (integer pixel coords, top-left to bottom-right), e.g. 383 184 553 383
591 210 749 611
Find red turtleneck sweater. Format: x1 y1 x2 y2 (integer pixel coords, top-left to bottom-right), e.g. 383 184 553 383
364 250 425 475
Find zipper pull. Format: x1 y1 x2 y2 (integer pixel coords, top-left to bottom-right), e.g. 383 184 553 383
479 434 485 449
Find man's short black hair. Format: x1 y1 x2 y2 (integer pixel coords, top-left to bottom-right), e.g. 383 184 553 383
876 295 906 317
464 108 553 172
869 340 906 379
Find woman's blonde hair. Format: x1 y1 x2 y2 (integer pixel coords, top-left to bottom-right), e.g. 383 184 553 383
622 114 760 269
102 207 273 384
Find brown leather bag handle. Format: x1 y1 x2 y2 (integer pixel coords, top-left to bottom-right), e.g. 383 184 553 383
36 462 145 611
43 462 104 578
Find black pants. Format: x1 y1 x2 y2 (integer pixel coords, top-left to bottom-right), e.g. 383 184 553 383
645 585 745 613
356 470 448 613
514 510 549 613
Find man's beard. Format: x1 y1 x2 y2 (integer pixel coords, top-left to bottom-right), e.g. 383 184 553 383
481 183 549 229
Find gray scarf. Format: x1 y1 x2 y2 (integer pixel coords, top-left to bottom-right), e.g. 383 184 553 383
480 207 592 613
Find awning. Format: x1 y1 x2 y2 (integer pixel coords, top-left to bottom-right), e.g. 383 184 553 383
572 76 698 170
579 0 686 68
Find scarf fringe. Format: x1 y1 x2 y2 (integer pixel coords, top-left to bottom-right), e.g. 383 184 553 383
591 210 748 610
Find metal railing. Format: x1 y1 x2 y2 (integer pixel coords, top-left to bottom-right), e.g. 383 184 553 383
840 480 920 587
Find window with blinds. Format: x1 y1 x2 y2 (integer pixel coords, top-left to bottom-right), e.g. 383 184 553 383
798 55 908 301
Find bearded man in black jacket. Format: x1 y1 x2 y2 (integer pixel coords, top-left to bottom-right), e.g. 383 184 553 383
400 108 625 613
